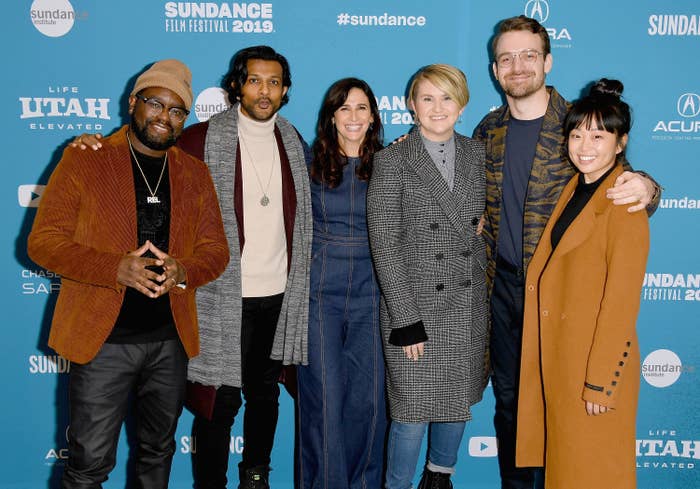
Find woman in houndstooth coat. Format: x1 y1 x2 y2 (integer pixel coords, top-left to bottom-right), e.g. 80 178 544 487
367 64 488 489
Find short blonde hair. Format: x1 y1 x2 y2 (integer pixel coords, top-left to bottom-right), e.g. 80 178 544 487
408 64 470 109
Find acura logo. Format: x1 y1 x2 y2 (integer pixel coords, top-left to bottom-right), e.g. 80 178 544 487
677 93 700 118
524 0 549 23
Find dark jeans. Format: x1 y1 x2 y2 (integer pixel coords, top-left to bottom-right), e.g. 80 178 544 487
62 339 188 489
490 257 544 489
192 293 284 489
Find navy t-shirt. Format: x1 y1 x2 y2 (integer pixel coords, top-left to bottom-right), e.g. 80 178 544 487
497 116 544 268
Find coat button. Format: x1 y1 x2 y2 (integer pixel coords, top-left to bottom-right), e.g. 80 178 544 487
527 285 534 291
606 390 612 396
436 253 444 260
430 223 439 230
460 280 472 287
436 283 445 291
542 310 549 317
471 217 479 226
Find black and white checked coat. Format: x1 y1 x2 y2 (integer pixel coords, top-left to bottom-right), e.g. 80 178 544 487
367 129 488 422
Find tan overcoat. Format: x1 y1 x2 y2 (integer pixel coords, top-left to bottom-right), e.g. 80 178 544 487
516 165 649 489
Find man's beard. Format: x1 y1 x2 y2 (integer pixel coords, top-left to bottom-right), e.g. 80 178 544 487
130 117 177 151
501 70 544 99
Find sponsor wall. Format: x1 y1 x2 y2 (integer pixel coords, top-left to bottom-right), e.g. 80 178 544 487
3 0 698 487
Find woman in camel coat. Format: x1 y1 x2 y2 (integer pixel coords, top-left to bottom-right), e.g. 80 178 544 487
515 79 649 489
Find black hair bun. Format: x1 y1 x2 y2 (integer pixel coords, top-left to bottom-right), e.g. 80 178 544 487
590 78 624 99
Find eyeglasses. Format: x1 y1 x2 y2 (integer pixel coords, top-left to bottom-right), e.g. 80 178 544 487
134 94 190 122
495 49 544 68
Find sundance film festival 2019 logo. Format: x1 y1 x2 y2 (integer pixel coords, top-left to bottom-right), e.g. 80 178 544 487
652 93 700 141
523 0 571 47
164 2 274 34
648 14 700 37
376 95 413 127
642 272 700 302
19 85 111 132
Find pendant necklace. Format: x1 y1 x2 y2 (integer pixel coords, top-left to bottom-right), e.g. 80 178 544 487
239 133 276 207
127 131 167 205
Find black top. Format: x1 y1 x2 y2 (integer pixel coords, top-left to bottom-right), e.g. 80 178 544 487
107 147 177 344
498 116 544 267
551 164 618 250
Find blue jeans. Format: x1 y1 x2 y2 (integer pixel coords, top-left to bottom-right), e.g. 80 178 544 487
385 420 466 489
297 233 386 489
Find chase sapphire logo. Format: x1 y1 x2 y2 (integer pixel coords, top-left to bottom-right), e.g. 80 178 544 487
677 93 700 118
524 0 549 23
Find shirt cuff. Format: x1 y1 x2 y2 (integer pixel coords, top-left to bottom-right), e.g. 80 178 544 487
389 321 429 346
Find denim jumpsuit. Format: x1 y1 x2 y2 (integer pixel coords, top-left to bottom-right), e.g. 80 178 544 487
297 157 387 489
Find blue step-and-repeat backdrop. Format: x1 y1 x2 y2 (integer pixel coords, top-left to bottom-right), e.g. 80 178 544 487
3 1 699 488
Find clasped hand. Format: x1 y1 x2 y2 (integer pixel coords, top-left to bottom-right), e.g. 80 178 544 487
117 241 185 298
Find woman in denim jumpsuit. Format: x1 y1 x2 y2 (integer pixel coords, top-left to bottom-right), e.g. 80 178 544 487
297 78 387 489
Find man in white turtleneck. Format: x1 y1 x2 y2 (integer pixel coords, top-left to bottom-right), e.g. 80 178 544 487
237 104 287 301
177 46 312 489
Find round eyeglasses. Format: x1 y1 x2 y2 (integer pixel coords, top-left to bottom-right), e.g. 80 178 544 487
134 94 190 123
495 49 544 68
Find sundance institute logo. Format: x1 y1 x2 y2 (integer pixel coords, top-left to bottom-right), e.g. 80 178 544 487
30 0 75 37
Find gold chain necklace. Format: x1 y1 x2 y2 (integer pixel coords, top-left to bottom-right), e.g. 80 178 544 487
239 132 276 207
127 131 167 204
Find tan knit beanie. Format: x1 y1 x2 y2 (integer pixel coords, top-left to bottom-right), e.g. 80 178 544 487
131 59 193 110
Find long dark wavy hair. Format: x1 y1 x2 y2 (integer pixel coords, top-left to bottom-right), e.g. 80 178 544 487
221 45 292 106
311 78 383 188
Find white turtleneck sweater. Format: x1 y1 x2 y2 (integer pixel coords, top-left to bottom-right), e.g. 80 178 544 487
238 106 287 297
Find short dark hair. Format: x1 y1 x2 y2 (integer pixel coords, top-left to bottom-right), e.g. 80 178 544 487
492 15 551 58
311 78 383 188
564 79 632 163
222 45 292 106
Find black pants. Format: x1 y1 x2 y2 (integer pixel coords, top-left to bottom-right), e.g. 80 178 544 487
490 257 544 489
62 339 188 489
192 293 284 489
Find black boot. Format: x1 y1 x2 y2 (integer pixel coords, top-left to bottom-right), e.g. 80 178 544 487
238 465 271 489
416 468 453 489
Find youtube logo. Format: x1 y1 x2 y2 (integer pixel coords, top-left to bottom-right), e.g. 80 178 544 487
18 184 46 208
468 436 498 457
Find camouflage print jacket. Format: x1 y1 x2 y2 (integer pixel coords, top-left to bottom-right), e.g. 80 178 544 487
472 86 653 293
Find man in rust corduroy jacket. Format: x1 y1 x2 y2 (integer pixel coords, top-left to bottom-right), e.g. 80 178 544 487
27 59 229 489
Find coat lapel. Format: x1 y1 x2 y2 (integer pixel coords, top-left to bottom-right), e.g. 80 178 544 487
167 147 184 255
105 128 138 250
548 166 623 262
451 137 474 209
406 131 468 244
